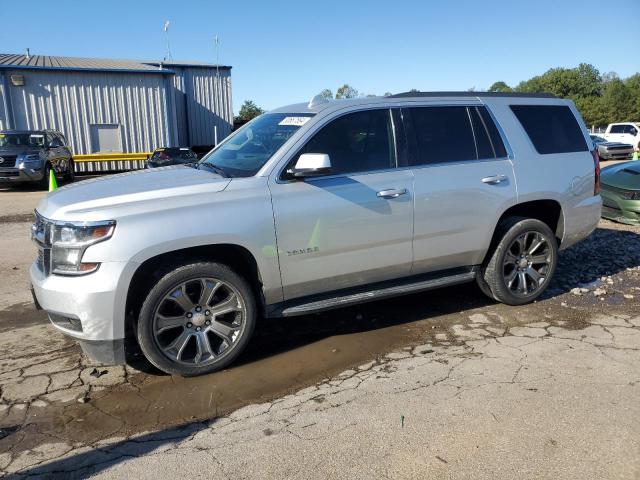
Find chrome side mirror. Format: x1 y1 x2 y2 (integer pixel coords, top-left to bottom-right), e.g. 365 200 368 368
292 153 332 178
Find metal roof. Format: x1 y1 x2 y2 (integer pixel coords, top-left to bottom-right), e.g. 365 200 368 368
0 54 231 74
145 60 232 70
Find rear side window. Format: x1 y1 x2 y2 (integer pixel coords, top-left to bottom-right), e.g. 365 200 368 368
511 105 588 154
408 107 476 165
408 106 508 165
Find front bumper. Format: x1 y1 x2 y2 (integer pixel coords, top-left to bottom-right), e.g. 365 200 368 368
30 260 132 364
0 167 45 184
601 189 640 225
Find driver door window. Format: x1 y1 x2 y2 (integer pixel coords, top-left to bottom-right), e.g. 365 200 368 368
293 109 396 176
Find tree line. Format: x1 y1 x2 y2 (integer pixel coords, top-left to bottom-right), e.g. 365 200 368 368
236 65 640 128
488 64 639 128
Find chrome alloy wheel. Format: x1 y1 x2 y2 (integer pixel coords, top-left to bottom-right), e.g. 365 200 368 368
152 278 246 366
502 231 552 297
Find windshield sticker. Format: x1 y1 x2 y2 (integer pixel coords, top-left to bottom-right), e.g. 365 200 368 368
278 117 311 127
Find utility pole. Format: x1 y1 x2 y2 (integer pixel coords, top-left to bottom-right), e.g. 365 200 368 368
163 21 172 61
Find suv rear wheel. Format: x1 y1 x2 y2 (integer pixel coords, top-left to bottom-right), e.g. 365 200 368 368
478 217 558 305
137 261 256 376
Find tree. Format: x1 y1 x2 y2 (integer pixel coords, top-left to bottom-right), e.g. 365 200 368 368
488 81 512 93
335 84 359 99
319 89 333 100
235 100 264 123
383 92 393 97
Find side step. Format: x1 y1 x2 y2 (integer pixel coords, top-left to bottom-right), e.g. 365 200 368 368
278 268 477 317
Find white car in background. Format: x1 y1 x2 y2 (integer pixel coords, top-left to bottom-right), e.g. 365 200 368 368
603 122 640 147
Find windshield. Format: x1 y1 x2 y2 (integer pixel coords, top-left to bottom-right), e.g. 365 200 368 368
0 133 45 148
200 113 315 177
590 135 606 143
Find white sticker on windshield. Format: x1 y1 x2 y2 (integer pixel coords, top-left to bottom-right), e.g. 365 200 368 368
278 116 311 127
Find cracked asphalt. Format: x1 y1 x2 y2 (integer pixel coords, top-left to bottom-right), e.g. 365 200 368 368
0 188 639 479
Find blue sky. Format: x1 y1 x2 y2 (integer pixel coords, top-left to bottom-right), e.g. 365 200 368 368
1 0 638 113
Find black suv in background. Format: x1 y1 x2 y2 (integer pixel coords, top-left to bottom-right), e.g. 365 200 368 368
0 129 74 189
147 147 198 168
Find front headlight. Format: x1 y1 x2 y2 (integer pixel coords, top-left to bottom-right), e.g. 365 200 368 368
19 154 42 169
50 221 115 275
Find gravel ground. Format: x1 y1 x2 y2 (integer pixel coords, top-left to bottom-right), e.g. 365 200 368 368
0 217 639 479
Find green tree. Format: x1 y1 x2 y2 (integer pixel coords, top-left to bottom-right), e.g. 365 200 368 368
383 92 393 97
319 89 333 100
335 84 359 99
235 100 264 123
488 81 513 93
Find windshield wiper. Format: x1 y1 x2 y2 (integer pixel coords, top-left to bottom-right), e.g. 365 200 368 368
197 163 229 178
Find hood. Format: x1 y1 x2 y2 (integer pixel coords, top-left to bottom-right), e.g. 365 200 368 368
601 161 640 191
37 165 231 221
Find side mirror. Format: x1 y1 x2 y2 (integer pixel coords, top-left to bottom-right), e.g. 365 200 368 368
292 153 332 178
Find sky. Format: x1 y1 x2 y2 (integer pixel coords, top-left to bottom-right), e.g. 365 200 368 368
1 0 638 114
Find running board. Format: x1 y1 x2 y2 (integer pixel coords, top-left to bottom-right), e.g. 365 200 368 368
278 269 477 317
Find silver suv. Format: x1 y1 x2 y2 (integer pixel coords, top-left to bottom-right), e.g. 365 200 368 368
30 92 602 376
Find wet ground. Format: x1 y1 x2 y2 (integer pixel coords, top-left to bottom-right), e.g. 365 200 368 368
0 187 639 477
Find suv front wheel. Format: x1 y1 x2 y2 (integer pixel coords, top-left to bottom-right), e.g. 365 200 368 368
478 217 558 306
137 261 256 376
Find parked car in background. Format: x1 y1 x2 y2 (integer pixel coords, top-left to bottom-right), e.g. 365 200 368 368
600 161 640 225
0 130 74 188
30 92 601 376
603 122 640 147
147 147 198 168
590 135 634 161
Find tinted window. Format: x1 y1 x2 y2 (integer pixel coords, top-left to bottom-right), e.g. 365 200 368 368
609 125 624 134
296 109 395 175
409 107 476 165
627 125 638 136
478 107 508 158
510 105 588 154
469 107 494 159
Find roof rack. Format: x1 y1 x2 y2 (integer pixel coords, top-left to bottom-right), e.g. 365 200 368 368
390 91 557 99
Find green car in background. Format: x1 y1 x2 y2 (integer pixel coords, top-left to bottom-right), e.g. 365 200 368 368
601 160 640 225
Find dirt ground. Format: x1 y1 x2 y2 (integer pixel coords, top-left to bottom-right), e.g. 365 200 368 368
0 178 639 479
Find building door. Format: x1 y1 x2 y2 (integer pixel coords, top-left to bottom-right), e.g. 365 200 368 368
90 124 121 152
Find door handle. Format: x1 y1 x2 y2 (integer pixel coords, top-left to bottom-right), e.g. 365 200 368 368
481 174 507 185
377 188 407 199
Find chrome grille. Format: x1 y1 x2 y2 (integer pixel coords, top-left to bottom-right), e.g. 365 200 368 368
32 211 52 275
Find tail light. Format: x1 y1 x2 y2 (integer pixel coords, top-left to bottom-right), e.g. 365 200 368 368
592 149 601 195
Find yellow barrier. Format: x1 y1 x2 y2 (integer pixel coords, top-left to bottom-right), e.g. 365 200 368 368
73 152 151 162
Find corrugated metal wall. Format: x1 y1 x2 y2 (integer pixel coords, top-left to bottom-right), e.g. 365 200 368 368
0 73 8 131
171 67 233 147
1 69 172 154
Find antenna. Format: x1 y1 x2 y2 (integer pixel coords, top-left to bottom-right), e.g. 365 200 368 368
214 34 220 79
163 20 172 61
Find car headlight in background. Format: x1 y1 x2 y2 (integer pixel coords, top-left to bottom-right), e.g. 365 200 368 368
50 221 116 275
18 154 42 170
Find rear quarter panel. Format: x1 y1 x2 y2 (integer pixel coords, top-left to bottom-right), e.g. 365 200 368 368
485 97 601 249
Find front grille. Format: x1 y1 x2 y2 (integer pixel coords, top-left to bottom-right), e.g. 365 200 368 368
607 146 632 151
32 212 52 275
0 168 19 177
0 155 17 167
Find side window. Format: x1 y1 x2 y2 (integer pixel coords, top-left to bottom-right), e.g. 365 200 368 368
510 105 588 154
408 107 476 165
469 107 494 159
478 107 508 158
295 109 396 175
58 133 68 146
609 125 624 134
626 125 638 136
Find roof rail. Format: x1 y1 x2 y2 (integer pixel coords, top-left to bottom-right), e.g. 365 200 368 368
390 91 557 99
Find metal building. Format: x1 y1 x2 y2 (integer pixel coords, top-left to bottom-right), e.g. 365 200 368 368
0 53 232 155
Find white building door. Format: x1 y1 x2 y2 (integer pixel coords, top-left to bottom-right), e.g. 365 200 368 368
91 124 122 152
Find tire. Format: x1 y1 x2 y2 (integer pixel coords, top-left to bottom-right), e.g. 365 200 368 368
64 159 75 182
40 163 52 190
137 261 256 376
478 217 558 306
